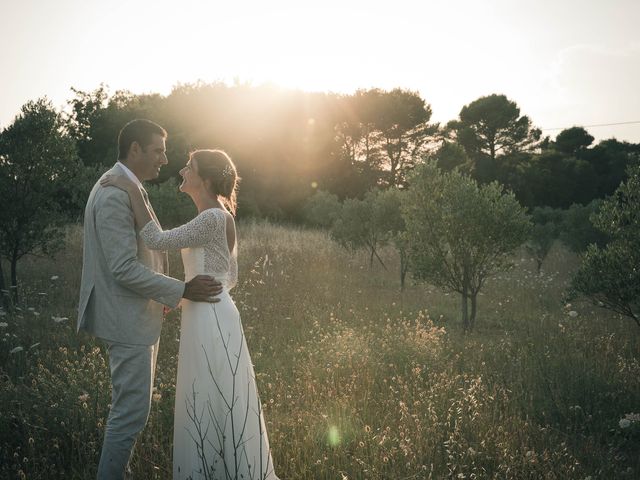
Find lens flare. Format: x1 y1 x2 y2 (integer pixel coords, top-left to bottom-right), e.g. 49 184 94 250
327 425 340 446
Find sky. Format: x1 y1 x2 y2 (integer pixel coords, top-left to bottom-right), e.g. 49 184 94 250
1 0 639 143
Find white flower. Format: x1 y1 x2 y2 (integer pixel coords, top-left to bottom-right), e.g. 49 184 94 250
9 346 23 354
619 418 632 429
568 311 579 317
623 413 640 422
0 322 8 328
50 275 59 281
78 393 89 402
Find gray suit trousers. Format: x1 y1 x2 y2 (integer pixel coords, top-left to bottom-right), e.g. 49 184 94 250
97 340 159 480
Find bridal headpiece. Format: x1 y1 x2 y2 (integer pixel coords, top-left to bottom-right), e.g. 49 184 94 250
222 165 234 178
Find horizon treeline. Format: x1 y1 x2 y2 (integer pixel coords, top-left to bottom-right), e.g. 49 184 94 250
8 82 640 220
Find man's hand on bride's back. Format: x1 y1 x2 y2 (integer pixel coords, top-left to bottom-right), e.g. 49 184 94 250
183 275 223 303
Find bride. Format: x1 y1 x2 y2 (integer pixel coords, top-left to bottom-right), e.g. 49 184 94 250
101 149 279 480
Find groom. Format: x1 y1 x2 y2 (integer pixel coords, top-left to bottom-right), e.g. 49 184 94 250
77 119 222 479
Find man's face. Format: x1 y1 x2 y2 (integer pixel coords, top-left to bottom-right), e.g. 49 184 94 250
137 133 168 181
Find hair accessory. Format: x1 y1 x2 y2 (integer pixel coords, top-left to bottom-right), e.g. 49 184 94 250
222 165 234 178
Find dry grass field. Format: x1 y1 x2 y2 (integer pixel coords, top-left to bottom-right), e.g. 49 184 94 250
0 221 638 479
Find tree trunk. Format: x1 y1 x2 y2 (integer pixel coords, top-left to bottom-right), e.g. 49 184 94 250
10 252 19 304
461 291 469 331
0 260 8 310
469 293 478 330
399 250 408 290
368 244 387 270
461 265 470 331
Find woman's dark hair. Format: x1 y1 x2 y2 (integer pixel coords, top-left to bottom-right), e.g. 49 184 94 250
191 149 240 215
118 119 167 160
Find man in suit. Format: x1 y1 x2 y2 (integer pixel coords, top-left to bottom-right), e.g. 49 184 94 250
77 119 222 480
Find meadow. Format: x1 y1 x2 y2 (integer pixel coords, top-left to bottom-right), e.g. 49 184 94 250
0 221 638 479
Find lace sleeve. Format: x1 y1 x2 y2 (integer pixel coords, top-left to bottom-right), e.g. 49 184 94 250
140 209 221 250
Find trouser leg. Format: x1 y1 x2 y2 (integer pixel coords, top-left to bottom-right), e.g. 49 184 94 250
97 339 159 480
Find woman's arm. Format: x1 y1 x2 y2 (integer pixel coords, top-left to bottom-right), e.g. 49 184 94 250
100 175 154 229
139 209 220 250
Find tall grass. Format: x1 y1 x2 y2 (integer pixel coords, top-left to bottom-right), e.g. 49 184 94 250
0 221 638 479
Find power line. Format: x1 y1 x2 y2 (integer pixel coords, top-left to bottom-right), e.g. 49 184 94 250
541 120 640 131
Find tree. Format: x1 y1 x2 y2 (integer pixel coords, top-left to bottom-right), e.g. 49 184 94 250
374 88 434 187
571 162 640 327
558 200 607 253
402 163 531 330
447 94 541 183
333 88 434 189
302 190 342 228
331 189 409 270
430 141 471 173
375 189 410 289
517 151 599 208
0 99 82 303
331 193 388 269
553 126 594 156
526 207 563 273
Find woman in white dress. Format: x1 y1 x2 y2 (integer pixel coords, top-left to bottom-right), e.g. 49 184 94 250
101 150 279 480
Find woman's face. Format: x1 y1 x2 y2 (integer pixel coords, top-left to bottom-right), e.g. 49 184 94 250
179 157 204 193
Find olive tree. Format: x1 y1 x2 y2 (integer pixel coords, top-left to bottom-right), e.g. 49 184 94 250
0 99 82 303
331 192 389 269
571 162 640 327
402 163 531 330
302 190 342 228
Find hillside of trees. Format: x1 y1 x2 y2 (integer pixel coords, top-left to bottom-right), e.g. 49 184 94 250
1 83 639 324
3 83 637 221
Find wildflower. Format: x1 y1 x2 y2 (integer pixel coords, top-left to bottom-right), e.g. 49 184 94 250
568 311 578 317
51 275 59 280
623 413 640 422
0 322 7 328
78 393 89 402
619 418 632 429
152 392 162 402
9 346 23 354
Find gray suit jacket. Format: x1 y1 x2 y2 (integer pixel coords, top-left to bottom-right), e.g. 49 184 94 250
77 163 185 345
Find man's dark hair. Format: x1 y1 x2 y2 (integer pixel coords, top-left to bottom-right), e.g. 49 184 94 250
117 119 167 160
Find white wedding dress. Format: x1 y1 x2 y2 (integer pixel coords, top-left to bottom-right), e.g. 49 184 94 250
140 208 279 480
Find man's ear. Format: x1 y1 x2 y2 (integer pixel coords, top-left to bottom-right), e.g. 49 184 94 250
130 141 141 157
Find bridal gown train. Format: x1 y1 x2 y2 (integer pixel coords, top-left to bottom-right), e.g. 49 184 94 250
140 208 279 480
